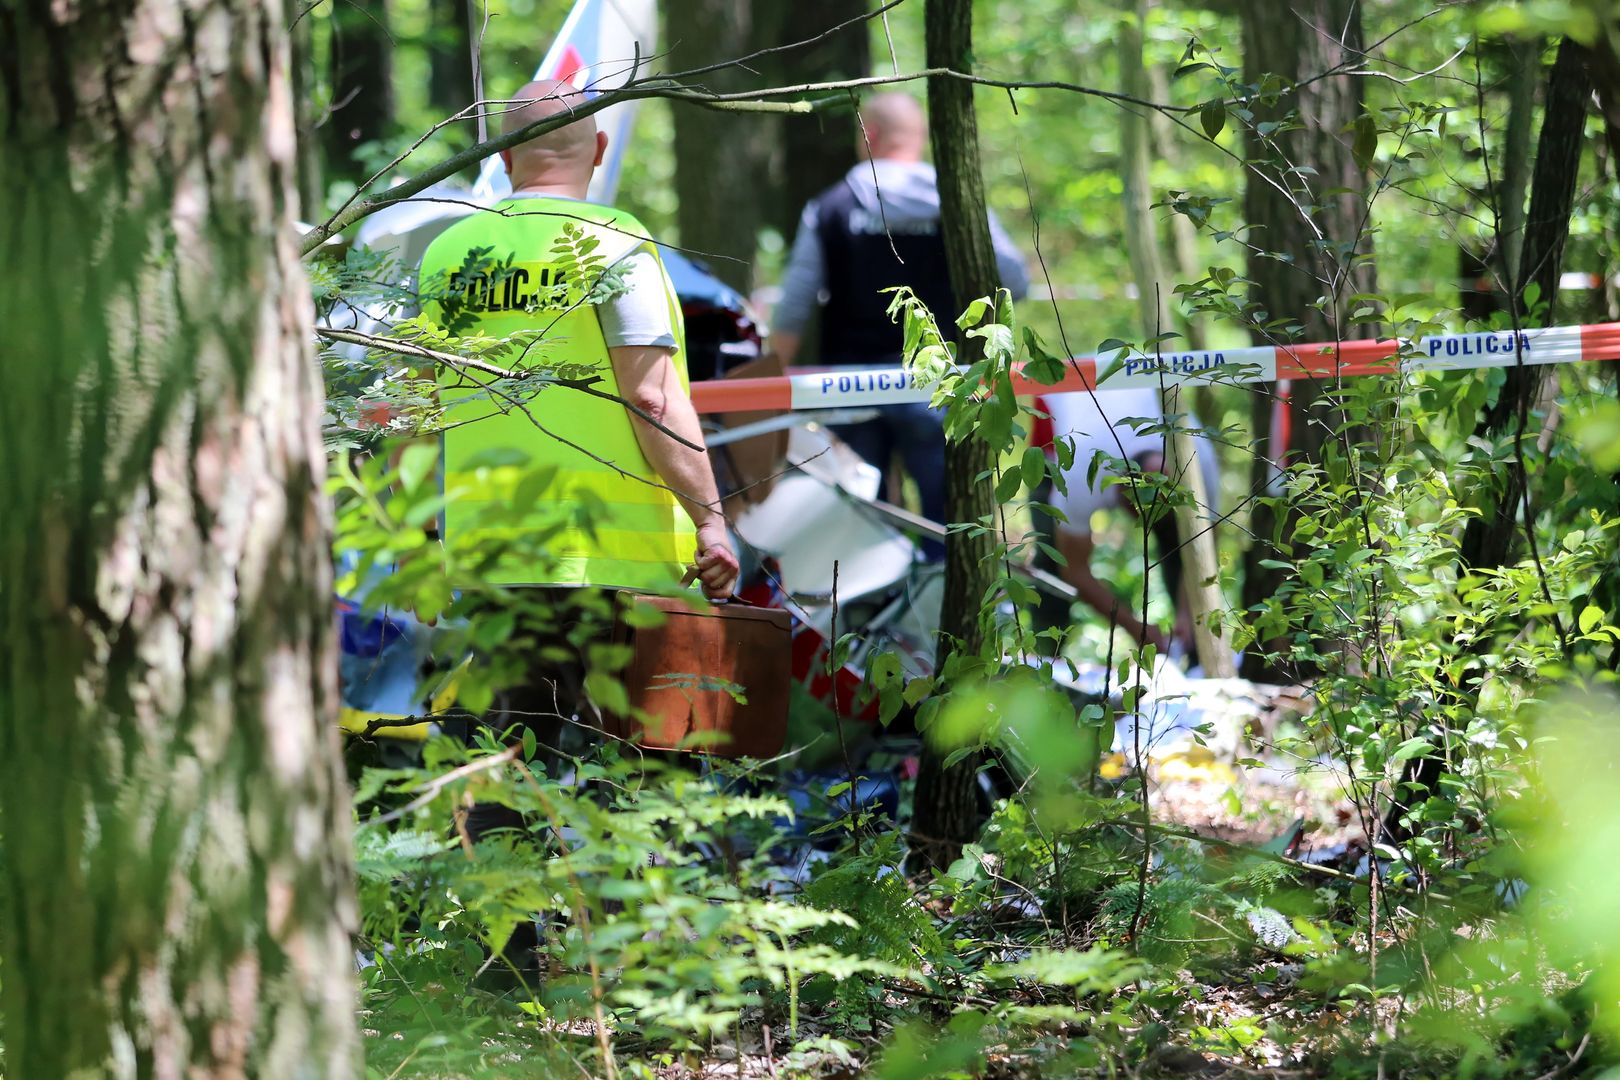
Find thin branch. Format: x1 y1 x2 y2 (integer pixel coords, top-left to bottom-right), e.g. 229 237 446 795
665 0 910 83
361 744 520 828
315 325 706 451
300 69 1185 254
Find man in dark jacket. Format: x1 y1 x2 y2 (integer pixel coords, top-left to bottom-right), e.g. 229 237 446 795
769 93 1028 556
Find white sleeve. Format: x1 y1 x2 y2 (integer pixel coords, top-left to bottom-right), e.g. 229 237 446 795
597 250 678 350
1045 389 1162 531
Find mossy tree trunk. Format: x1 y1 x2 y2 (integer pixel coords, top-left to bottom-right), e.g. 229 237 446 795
914 0 1002 868
0 0 359 1075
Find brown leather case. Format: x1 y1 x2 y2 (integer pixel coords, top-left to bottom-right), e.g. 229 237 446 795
604 596 792 758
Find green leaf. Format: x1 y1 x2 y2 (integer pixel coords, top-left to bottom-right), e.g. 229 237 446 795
1523 281 1543 314
956 297 992 331
1580 604 1604 635
995 468 1024 504
584 671 630 716
903 677 935 706
1022 327 1066 385
1020 445 1046 491
1390 737 1434 765
397 442 439 494
1353 113 1378 171
1200 99 1226 140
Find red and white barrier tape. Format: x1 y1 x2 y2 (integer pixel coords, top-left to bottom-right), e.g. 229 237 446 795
690 322 1620 414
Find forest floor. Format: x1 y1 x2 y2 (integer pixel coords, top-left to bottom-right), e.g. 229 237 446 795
648 731 1379 1079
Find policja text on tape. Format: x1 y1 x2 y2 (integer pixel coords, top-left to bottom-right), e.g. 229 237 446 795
689 322 1620 414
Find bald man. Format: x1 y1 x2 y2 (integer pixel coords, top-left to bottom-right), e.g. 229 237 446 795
418 82 739 739
769 93 1029 557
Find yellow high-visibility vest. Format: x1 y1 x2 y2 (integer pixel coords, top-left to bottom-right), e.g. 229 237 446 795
418 195 696 589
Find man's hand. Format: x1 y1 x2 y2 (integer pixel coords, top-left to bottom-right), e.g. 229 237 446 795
691 519 740 600
610 344 739 596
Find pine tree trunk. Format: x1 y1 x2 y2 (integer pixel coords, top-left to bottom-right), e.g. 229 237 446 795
324 0 397 184
913 0 1002 868
668 0 767 292
0 0 359 1075
1235 0 1375 679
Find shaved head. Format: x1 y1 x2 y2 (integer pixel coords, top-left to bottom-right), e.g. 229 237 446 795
859 92 928 162
498 79 607 195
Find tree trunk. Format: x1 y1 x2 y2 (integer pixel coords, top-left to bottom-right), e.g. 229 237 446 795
1119 0 1232 678
429 0 476 141
668 0 767 291
1459 38 1592 571
758 0 871 241
0 0 359 1076
292 8 325 217
1235 0 1375 679
1146 37 1210 355
913 0 1002 868
1586 19 1620 163
1381 40 1594 848
757 0 870 363
324 0 397 185
1498 38 1543 278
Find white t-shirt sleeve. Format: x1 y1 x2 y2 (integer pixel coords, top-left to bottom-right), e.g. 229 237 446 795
597 249 678 350
1045 388 1165 532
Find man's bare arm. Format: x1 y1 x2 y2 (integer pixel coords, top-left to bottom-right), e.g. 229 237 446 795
609 344 739 598
1055 527 1166 651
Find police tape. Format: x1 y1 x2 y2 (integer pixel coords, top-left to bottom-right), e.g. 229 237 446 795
689 322 1620 414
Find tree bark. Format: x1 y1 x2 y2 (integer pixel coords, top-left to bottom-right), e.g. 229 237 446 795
1498 38 1543 278
1235 0 1375 678
913 0 1002 868
667 0 768 291
757 0 871 363
1119 0 1232 678
758 0 871 241
1587 19 1620 164
1459 38 1592 572
0 0 359 1075
291 7 325 217
1146 38 1210 355
429 0 477 142
324 0 397 185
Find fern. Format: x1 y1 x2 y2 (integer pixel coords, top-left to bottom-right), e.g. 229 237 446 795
354 827 455 884
1220 856 1296 898
803 836 943 966
1098 877 1222 967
